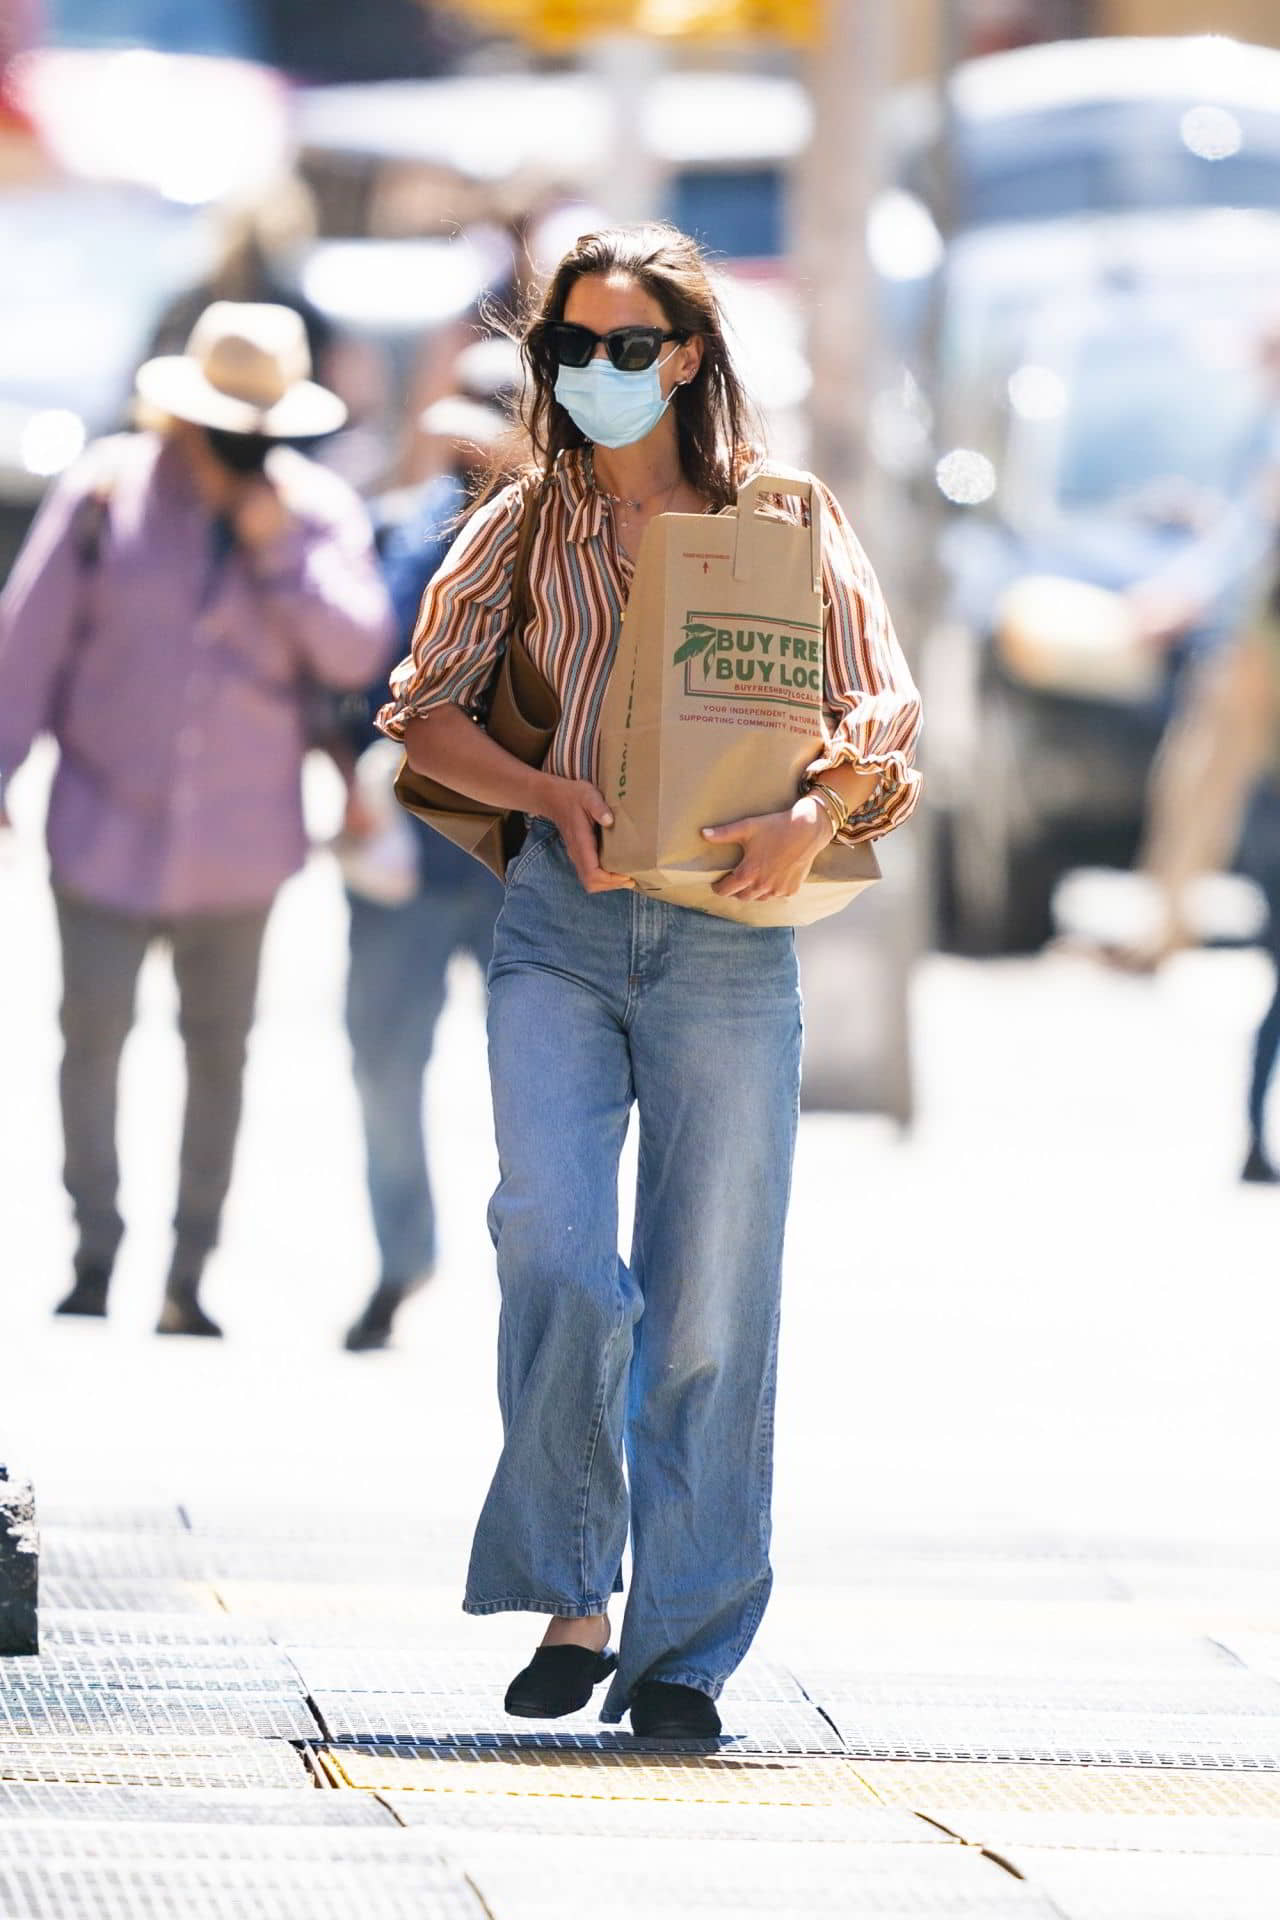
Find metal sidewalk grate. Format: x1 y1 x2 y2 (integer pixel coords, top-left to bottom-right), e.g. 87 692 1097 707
38 1579 226 1615
379 1788 949 1843
773 1629 1244 1678
40 1612 274 1650
852 1761 1280 1816
319 1745 883 1806
800 1671 1280 1716
314 1698 842 1755
0 1859 487 1920
822 1704 1280 1768
0 1740 311 1790
37 1506 188 1534
0 1782 395 1825
213 1581 480 1624
0 1826 454 1864
41 1532 208 1581
0 1692 317 1741
926 1811 1280 1857
2 1650 302 1691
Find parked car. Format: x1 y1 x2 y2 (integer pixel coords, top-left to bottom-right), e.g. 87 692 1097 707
922 207 1280 952
876 34 1280 369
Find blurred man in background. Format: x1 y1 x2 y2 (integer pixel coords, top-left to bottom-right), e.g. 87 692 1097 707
0 301 392 1335
337 338 522 1351
1119 312 1280 967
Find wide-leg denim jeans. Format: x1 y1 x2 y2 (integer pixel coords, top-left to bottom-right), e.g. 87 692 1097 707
464 823 802 1721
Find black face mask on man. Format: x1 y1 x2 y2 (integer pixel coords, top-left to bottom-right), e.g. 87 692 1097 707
204 427 274 474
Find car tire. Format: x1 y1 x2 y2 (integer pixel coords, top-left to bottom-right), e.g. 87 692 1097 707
946 686 1063 955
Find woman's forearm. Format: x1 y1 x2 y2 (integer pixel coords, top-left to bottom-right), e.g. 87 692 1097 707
816 764 881 816
402 705 556 816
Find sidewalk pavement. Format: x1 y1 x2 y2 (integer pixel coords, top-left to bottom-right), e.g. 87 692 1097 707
5 816 1280 1914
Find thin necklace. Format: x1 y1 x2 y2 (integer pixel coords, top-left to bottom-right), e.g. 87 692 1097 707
590 451 680 514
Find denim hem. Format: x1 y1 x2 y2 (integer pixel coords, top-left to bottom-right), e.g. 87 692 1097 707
462 1596 612 1618
597 1670 723 1723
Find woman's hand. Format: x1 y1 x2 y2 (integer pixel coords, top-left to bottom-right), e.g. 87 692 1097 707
538 777 635 895
702 795 835 902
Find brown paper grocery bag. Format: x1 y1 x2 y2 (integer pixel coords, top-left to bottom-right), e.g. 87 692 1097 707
598 469 881 927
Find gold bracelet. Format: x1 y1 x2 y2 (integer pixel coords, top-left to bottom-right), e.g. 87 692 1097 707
804 779 851 836
804 785 843 838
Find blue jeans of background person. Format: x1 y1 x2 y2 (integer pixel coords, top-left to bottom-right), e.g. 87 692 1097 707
346 882 498 1283
463 824 803 1722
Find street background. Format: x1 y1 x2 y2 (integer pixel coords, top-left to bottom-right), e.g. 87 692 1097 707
7 2 1280 1915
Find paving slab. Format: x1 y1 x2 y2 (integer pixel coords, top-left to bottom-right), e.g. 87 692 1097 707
455 1835 1059 1919
1002 1847 1280 1919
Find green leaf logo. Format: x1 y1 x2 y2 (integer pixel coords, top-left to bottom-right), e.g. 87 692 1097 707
673 620 718 670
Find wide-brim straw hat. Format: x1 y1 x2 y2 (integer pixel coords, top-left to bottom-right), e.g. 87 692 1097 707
135 301 347 439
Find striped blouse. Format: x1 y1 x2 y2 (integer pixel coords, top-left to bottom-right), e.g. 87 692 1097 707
377 446 922 838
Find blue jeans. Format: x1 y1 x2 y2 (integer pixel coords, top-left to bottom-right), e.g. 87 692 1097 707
1239 781 1280 1147
463 824 803 1720
346 881 498 1281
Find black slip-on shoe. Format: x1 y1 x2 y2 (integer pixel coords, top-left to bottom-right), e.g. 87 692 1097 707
504 1644 618 1718
344 1279 408 1352
156 1280 222 1338
629 1680 722 1740
1242 1142 1280 1184
55 1262 111 1318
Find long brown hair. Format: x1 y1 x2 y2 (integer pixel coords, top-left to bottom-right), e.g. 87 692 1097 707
520 223 760 509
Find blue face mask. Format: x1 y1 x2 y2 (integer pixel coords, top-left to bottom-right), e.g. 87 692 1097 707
553 349 680 450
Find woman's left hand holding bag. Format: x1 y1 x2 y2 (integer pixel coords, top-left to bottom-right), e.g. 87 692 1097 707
702 796 835 904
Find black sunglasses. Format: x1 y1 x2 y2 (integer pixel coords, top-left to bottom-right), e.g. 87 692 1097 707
545 321 688 373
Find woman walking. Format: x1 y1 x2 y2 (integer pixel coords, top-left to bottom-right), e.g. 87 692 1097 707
379 226 921 1737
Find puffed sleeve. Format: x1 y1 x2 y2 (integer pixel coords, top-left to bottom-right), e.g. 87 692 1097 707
376 482 524 740
807 478 923 841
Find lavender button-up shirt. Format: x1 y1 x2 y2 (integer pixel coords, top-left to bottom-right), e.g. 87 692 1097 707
0 432 393 915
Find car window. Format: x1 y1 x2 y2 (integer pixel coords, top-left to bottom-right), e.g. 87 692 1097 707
1050 328 1260 511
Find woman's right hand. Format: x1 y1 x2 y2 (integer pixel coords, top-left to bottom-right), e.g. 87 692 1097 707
538 777 635 894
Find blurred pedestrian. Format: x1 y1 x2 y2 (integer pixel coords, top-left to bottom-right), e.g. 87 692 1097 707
380 225 921 1738
0 302 393 1334
1117 312 1280 965
339 355 523 1353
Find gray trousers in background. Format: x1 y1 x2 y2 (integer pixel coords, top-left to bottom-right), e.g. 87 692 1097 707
54 890 270 1275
